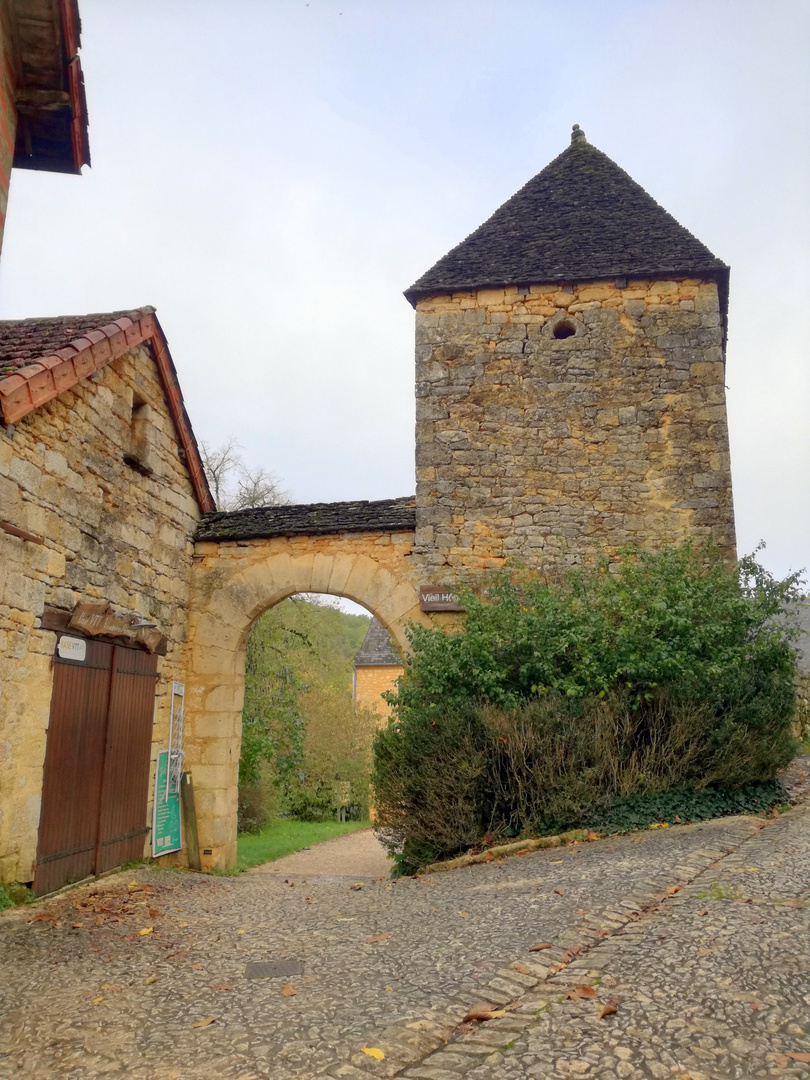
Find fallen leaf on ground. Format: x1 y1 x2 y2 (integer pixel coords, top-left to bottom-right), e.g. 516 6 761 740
237 929 245 934
462 1009 506 1023
92 997 104 1004
530 943 552 951
698 909 708 916
458 911 470 918
139 927 153 936
360 1047 385 1060
168 1071 182 1079
127 882 138 890
566 985 597 1000
192 963 204 970
787 1053 810 1064
513 963 533 975
597 995 620 1020
668 886 682 895
144 975 159 985
365 933 390 943
210 983 234 991
553 888 565 895
576 909 589 915
350 884 362 891
483 851 495 862
517 848 530 855
281 984 297 996
178 923 189 928
586 831 599 841
190 1016 217 1028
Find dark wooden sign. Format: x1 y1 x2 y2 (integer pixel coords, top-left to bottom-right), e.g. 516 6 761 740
419 586 465 613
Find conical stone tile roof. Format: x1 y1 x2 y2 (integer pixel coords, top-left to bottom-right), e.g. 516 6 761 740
405 126 727 305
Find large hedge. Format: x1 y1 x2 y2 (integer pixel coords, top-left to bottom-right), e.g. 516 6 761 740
372 545 802 873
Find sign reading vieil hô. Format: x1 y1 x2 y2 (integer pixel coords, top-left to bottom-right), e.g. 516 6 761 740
419 587 465 613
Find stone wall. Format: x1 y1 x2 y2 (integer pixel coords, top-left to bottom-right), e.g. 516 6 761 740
414 278 735 580
0 1 17 257
354 665 403 720
0 343 200 882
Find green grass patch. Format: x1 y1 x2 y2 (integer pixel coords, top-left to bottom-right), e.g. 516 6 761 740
0 882 33 911
236 817 372 870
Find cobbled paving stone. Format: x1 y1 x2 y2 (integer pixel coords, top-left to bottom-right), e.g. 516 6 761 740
1 764 808 1080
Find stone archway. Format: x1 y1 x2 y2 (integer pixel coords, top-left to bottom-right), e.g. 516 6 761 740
184 526 424 868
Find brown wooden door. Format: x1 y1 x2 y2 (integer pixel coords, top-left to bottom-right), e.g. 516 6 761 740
34 639 158 895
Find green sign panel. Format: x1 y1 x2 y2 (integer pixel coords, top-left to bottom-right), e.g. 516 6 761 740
152 751 182 856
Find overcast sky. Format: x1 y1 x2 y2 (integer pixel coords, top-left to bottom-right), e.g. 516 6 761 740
0 0 807 584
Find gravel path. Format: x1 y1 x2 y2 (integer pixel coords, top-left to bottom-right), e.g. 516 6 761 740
249 829 391 879
1 764 808 1080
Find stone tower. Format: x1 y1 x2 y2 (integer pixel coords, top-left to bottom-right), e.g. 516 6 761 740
406 125 735 579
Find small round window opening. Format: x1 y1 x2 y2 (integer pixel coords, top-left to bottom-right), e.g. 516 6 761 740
553 319 576 340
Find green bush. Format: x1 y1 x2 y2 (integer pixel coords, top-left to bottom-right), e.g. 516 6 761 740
0 882 33 910
373 545 802 874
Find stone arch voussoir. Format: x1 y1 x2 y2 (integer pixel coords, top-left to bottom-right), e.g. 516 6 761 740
184 535 423 869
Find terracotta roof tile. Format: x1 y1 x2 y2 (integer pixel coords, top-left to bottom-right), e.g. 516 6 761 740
196 497 416 542
0 308 152 376
0 306 214 514
405 127 728 305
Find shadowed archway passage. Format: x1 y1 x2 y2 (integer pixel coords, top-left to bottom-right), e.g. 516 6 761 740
186 498 426 868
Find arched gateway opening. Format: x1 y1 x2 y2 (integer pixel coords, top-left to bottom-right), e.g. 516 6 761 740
184 498 425 869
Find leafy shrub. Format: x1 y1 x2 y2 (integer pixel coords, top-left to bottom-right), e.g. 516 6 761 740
237 767 279 834
0 882 33 910
373 545 802 873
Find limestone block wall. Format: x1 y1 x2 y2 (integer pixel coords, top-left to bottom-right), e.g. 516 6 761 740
354 664 404 720
0 344 200 882
0 1 18 257
414 278 735 579
187 530 423 869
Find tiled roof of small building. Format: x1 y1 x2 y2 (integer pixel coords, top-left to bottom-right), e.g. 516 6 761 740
354 618 402 667
196 496 416 542
0 308 153 377
405 126 728 305
0 306 213 513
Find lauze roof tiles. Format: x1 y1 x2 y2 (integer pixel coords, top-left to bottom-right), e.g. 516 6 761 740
405 126 728 305
196 497 416 542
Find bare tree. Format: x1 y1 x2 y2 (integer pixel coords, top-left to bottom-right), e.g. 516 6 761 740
200 438 290 511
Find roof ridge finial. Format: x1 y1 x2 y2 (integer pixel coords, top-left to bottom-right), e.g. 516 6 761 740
571 123 587 144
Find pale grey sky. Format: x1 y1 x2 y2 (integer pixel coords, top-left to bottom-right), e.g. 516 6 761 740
1 0 807 582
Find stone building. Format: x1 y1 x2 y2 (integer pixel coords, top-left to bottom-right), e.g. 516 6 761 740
352 617 403 720
0 115 744 881
1 0 89 257
406 124 735 580
0 308 213 889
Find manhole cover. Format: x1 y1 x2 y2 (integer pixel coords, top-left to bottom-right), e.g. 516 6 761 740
244 960 303 980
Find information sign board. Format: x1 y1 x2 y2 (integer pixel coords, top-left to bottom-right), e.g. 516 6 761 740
419 586 465 613
152 750 182 856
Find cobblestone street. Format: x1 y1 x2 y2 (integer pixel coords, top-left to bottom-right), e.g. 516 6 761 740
1 787 808 1080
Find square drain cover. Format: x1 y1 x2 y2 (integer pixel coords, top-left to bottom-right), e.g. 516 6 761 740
244 960 303 980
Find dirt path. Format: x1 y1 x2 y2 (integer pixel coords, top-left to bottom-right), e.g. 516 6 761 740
248 827 391 878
